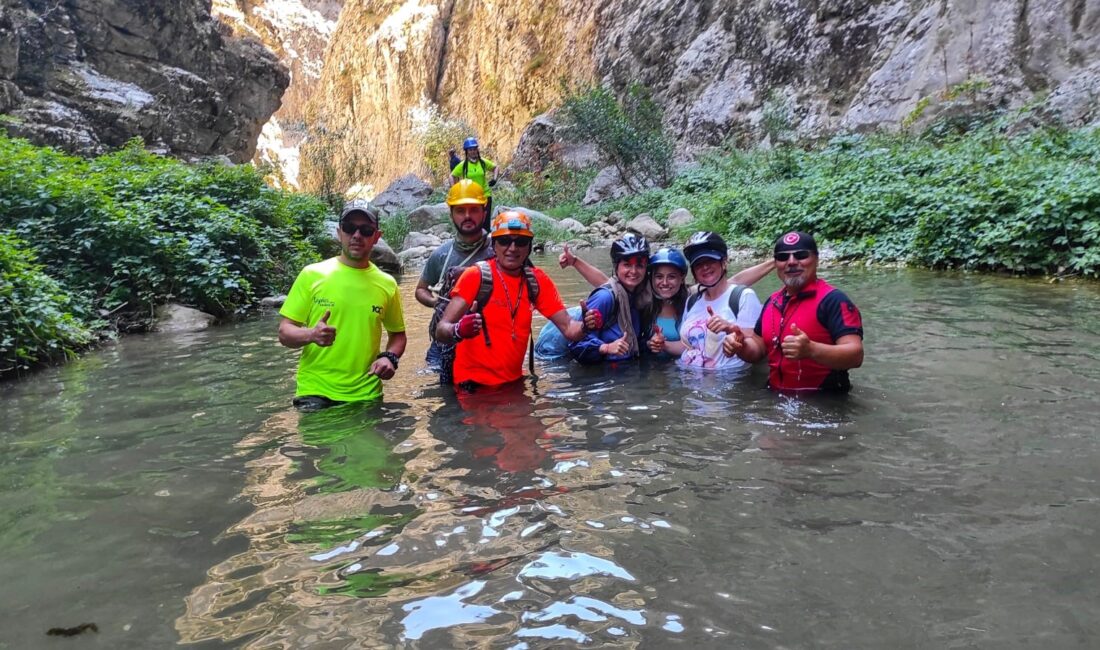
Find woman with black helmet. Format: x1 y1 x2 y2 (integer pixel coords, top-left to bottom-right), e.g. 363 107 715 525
566 233 654 364
658 231 763 370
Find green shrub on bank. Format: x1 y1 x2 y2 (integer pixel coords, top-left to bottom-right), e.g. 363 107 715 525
0 134 333 375
0 235 93 374
583 117 1100 277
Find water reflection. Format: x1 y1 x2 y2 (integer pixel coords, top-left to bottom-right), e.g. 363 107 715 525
5 266 1100 648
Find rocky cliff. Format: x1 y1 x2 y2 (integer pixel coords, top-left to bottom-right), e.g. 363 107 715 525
0 0 288 162
212 0 342 185
305 0 1100 192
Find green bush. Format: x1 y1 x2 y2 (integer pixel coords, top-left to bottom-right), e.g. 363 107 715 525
0 235 93 374
0 134 334 375
578 113 1100 277
561 84 673 193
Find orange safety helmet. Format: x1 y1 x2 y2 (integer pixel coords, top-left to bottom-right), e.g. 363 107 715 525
490 210 534 238
446 179 487 206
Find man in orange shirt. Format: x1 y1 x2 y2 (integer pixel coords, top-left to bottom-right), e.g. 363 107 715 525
434 211 585 390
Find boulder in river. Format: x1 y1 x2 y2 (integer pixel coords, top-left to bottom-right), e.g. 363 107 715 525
153 304 216 332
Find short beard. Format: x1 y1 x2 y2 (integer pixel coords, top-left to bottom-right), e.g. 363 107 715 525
342 244 366 260
782 273 807 291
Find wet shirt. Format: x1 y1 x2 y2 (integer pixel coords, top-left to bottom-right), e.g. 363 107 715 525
280 258 405 401
451 158 496 197
755 278 863 391
679 285 762 370
450 259 565 386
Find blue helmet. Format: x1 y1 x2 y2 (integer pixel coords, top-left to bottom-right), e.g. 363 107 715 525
649 247 688 274
463 137 479 150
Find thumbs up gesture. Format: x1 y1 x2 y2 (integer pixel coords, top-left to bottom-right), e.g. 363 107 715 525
705 305 733 334
310 310 337 346
600 334 630 357
580 299 603 331
781 322 812 359
455 301 483 339
721 324 745 357
559 243 577 268
648 323 666 354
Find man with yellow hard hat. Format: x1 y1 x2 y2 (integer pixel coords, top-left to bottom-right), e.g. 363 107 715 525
417 180 496 376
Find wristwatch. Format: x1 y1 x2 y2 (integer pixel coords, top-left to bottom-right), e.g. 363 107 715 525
376 351 399 369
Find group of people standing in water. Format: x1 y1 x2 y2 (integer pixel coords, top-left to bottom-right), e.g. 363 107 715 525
277 178 865 410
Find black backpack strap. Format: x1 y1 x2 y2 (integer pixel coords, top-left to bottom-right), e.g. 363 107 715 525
522 264 540 303
473 260 493 346
727 284 745 319
686 285 744 318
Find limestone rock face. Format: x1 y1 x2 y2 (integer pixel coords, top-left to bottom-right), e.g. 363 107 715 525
212 0 342 184
1 0 289 161
302 0 601 194
304 0 1099 192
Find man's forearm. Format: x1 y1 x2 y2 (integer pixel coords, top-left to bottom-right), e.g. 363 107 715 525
278 321 314 349
414 287 437 308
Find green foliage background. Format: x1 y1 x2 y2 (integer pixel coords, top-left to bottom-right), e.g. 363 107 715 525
529 105 1099 278
0 135 333 376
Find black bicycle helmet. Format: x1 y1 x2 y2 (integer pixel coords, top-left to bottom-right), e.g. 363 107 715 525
683 231 728 266
610 233 651 263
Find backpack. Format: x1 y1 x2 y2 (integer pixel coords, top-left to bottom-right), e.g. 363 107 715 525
436 260 541 384
685 284 746 319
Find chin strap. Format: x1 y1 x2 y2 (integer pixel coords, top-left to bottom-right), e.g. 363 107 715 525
697 268 727 290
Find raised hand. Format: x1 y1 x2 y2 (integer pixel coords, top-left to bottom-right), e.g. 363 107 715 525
559 243 577 268
721 325 745 357
600 334 630 357
455 301 483 340
705 305 732 334
648 323 666 354
311 310 336 346
781 322 812 359
581 299 603 331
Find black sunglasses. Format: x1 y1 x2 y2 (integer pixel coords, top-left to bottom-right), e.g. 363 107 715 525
340 222 376 237
494 236 532 248
775 250 812 262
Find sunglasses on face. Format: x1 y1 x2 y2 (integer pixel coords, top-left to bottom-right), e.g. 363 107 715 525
775 250 812 262
340 222 376 237
494 236 532 248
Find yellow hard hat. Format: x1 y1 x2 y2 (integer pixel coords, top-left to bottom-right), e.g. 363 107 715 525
490 210 534 238
446 179 487 206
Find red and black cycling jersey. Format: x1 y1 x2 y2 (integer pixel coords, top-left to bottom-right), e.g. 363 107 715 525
754 278 863 392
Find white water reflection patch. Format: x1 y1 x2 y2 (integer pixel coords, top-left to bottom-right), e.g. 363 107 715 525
400 580 498 641
518 551 636 582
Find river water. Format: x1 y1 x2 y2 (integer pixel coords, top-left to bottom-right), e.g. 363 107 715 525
2 255 1099 649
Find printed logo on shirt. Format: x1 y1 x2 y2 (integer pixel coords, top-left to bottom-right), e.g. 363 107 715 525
314 297 335 308
372 305 382 314
841 301 862 328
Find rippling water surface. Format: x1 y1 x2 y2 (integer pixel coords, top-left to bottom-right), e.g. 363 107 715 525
2 256 1100 649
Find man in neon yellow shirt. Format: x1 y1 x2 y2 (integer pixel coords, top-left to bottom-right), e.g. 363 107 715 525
451 136 498 222
278 200 406 409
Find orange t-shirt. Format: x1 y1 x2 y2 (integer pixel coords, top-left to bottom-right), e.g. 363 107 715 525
451 260 566 386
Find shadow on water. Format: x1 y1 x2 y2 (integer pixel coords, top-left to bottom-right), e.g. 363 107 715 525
3 261 1100 648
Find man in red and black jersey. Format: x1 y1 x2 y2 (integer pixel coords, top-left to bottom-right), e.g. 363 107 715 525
726 231 864 392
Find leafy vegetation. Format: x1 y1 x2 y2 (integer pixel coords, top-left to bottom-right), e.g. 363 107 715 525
560 83 673 192
545 109 1099 278
0 134 334 377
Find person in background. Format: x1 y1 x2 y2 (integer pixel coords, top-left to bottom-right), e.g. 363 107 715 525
278 200 406 409
729 231 864 392
415 180 494 372
435 211 585 391
450 137 498 224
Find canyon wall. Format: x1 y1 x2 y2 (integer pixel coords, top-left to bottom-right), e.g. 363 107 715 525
0 0 288 161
